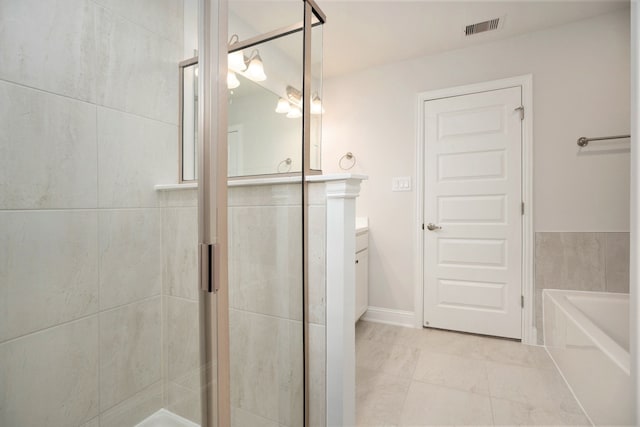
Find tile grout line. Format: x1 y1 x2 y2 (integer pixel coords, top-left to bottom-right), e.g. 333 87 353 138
0 77 179 128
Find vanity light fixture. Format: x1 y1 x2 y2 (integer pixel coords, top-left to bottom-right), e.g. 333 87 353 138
245 49 267 82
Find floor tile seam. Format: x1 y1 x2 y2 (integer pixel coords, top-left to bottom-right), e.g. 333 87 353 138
407 378 495 400
486 393 586 418
393 376 416 427
485 360 496 426
483 357 558 371
409 375 493 398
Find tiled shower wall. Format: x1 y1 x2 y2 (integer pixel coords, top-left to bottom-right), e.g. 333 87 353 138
0 0 183 425
535 232 630 344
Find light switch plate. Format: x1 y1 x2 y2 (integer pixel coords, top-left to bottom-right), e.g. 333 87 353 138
392 176 412 192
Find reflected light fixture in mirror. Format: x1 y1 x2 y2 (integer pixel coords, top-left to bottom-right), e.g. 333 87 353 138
228 34 247 72
286 105 302 118
275 98 291 113
311 93 324 115
227 71 240 89
275 86 325 117
245 49 267 81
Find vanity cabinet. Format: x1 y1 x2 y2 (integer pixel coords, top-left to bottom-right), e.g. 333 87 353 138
355 230 369 321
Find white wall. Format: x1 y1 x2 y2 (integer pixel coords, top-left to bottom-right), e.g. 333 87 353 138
322 9 631 313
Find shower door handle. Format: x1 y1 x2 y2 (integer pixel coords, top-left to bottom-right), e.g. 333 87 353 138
199 243 219 292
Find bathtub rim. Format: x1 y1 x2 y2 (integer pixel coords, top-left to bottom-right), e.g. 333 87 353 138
543 289 630 375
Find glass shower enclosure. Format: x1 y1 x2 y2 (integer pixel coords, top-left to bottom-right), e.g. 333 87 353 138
0 0 325 426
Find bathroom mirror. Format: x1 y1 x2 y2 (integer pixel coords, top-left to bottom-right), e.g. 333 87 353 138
179 22 323 179
179 57 198 182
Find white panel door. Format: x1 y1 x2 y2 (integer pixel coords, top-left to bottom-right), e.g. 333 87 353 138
423 87 523 339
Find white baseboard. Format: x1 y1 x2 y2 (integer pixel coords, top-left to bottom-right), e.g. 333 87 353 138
361 306 416 328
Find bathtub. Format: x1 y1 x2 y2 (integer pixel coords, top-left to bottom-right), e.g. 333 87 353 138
543 290 632 426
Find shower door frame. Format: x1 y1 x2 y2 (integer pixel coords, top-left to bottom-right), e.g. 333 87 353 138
197 0 327 426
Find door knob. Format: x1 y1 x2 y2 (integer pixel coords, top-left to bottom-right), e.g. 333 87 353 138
426 223 442 231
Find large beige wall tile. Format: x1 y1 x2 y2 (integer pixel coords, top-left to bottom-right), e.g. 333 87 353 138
97 107 176 208
162 207 198 300
232 406 280 427
166 297 200 388
167 382 201 424
0 0 96 101
0 211 99 342
604 232 630 293
0 317 99 427
158 188 198 207
229 206 303 320
228 184 302 207
100 297 162 411
99 210 161 309
309 206 326 325
0 81 97 209
100 381 163 427
229 309 303 426
535 232 605 292
95 6 180 124
92 0 184 44
309 324 326 427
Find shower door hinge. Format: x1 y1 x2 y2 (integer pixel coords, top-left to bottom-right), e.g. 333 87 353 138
515 106 524 120
521 295 524 308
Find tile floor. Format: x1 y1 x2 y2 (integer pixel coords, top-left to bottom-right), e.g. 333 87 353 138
355 321 591 426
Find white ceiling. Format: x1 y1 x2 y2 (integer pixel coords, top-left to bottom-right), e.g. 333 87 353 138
230 0 629 77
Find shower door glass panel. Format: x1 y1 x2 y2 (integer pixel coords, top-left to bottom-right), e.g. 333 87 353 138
0 0 209 426
226 4 305 425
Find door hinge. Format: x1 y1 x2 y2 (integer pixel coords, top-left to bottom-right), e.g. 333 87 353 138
521 201 525 215
515 106 524 121
521 295 524 308
422 223 425 230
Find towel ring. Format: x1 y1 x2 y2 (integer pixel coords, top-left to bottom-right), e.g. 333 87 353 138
277 157 292 173
339 152 356 170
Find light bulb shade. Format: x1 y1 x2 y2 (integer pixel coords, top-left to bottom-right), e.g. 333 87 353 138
286 105 302 118
311 96 324 115
228 50 247 72
275 98 290 114
245 52 266 81
227 71 240 89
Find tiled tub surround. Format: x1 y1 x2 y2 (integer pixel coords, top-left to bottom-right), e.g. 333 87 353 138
543 290 632 425
534 232 630 344
0 0 183 425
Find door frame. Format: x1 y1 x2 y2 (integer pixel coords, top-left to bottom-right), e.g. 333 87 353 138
413 75 535 344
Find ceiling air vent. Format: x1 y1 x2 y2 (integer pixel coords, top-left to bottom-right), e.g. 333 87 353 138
465 18 500 36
